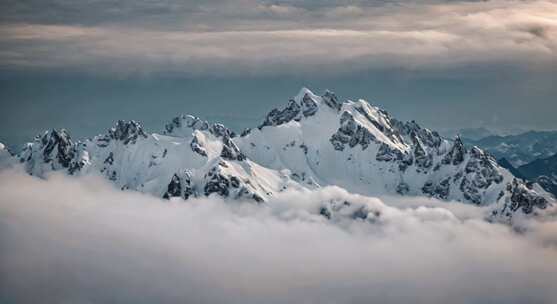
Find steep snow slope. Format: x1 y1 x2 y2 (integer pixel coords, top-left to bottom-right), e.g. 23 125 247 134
235 88 551 219
16 119 299 203
5 88 552 221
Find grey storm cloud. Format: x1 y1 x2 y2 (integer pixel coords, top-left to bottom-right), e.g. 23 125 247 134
1 169 557 303
0 0 555 76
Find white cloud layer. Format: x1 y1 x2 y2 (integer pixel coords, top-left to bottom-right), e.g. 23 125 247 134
1 169 557 303
0 0 556 75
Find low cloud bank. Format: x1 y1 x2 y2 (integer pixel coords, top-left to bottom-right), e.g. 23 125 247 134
1 169 557 304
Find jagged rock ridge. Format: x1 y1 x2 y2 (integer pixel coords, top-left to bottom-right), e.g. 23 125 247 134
4 87 552 222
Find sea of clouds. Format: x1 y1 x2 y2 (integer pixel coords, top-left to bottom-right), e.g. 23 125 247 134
1 168 557 304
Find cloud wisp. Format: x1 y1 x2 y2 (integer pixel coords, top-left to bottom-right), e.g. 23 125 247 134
0 0 555 76
1 169 557 304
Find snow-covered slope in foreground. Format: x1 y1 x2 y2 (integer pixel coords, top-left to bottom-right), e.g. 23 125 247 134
4 88 552 222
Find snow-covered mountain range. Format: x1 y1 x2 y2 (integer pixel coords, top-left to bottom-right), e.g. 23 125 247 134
440 127 496 141
466 131 557 167
1 88 552 222
517 153 557 198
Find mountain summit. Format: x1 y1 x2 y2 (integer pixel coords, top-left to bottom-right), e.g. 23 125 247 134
4 88 552 222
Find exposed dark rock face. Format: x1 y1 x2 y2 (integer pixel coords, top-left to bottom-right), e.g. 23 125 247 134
40 129 75 167
396 182 410 195
259 92 331 129
352 207 369 220
365 113 512 206
322 90 342 111
166 115 241 161
257 90 342 131
190 135 208 157
465 147 503 188
210 123 236 138
240 128 252 137
444 147 504 205
165 115 209 134
260 100 301 128
220 136 246 161
163 174 182 199
67 161 84 175
376 143 403 162
398 153 414 172
204 165 231 198
319 206 332 219
19 129 86 175
493 179 549 217
443 136 466 165
301 94 319 117
330 112 376 151
394 120 442 149
318 200 381 222
163 171 195 200
353 106 405 146
422 178 450 200
460 177 481 204
67 143 88 175
203 163 261 202
108 120 148 145
412 133 433 169
165 115 237 139
104 152 114 165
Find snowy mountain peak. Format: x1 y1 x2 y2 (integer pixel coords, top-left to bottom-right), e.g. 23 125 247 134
293 87 317 103
258 88 343 129
110 120 148 144
164 114 236 139
5 87 553 222
93 120 149 149
18 129 87 175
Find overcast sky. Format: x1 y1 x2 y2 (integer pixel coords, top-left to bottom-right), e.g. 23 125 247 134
1 0 556 149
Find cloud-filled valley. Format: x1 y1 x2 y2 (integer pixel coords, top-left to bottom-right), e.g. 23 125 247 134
1 2 557 303
1 169 557 304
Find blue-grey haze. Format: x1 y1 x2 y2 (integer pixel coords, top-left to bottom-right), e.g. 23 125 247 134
1 64 556 151
1 0 556 150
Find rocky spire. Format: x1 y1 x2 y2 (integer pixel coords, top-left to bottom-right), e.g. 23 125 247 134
220 136 245 161
259 100 301 128
411 132 432 169
108 120 148 145
442 136 466 165
190 135 208 157
40 129 75 167
330 111 377 151
322 90 341 111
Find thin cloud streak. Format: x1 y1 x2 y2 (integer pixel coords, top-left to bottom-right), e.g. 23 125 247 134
0 0 555 76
